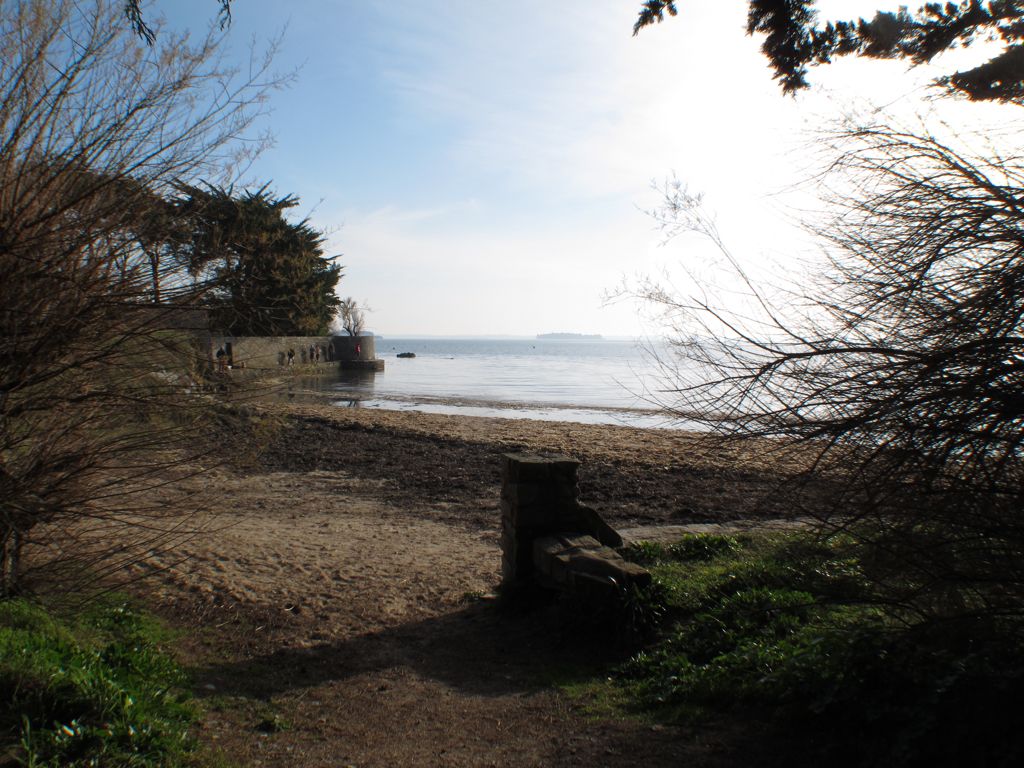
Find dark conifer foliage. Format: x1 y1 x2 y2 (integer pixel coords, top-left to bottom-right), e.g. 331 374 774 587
635 1 1024 102
177 184 342 336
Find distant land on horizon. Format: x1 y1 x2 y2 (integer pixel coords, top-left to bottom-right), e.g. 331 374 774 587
372 333 629 340
536 332 604 340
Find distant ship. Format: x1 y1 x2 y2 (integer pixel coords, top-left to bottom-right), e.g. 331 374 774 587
536 332 603 340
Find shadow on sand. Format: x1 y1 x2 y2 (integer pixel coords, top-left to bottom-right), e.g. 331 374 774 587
189 596 627 702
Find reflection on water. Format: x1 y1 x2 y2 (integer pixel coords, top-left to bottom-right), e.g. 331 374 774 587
336 369 378 388
289 371 368 391
273 371 365 400
263 372 352 404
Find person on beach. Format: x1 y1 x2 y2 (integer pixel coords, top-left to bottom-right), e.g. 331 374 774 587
355 342 362 358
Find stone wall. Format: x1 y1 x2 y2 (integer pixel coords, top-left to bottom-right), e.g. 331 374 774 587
212 336 334 368
212 334 382 369
500 454 648 599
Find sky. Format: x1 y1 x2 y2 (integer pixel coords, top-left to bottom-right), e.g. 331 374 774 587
158 1 1010 337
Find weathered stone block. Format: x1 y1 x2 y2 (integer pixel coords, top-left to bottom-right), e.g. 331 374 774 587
500 498 516 520
501 481 576 509
532 533 651 595
571 571 629 603
570 550 650 589
502 454 579 484
566 503 623 549
509 500 568 528
500 453 649 605
501 552 516 582
501 520 532 581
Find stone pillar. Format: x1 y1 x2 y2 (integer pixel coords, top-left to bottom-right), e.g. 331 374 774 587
331 334 375 361
500 454 582 586
499 454 626 585
332 334 384 371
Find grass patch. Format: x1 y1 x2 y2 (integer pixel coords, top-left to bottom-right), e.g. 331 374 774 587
1 596 200 767
578 531 1024 767
622 533 742 566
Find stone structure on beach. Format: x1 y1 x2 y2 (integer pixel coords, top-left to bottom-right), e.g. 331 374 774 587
500 454 650 602
333 334 385 371
204 334 384 371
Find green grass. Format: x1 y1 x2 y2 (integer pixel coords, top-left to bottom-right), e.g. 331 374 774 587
576 532 1024 767
618 534 876 708
0 596 199 767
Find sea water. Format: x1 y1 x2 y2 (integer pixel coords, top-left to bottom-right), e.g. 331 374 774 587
314 337 697 429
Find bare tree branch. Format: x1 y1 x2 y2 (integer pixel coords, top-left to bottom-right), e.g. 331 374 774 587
1 0 284 595
631 121 1024 622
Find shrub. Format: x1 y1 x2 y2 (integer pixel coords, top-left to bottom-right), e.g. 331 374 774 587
615 532 1024 767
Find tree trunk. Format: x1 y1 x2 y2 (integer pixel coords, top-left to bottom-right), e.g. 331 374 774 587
1 527 22 597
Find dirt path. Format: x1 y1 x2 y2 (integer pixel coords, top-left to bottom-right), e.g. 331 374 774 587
134 404 802 766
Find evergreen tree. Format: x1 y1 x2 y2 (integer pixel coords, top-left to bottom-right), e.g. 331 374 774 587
635 1 1024 102
179 183 342 335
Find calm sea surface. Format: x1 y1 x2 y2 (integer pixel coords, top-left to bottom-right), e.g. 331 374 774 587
300 337 694 429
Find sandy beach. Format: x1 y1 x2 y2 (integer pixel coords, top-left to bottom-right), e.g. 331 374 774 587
133 400 810 767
